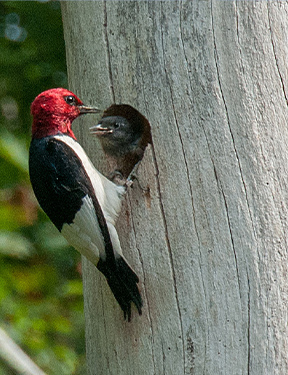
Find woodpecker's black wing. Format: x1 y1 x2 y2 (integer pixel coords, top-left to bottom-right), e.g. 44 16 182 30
29 136 142 320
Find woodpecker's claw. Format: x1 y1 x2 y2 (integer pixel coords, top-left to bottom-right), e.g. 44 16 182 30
109 164 148 192
109 170 126 186
125 161 141 188
126 162 149 193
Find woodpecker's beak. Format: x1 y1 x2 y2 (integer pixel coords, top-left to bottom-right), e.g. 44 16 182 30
78 105 101 114
90 124 113 136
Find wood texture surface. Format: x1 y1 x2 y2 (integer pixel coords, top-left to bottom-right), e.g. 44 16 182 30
61 1 288 374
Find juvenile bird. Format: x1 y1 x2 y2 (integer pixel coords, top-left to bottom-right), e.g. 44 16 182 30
90 104 151 179
29 88 142 321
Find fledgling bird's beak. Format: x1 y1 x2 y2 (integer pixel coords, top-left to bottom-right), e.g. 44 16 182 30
78 105 101 114
90 123 113 135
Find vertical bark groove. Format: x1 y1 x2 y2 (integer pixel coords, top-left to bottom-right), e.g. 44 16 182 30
126 194 157 374
103 1 115 103
266 5 288 108
61 1 288 373
151 142 185 339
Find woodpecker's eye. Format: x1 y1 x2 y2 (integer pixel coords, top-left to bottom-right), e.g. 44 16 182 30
64 95 76 105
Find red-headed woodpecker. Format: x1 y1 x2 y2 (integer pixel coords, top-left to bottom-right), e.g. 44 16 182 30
90 105 151 179
29 88 142 321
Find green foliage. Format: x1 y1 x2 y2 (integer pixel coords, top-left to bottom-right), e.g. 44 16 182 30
0 1 86 374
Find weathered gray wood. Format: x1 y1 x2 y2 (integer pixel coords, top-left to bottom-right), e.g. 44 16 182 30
61 1 288 374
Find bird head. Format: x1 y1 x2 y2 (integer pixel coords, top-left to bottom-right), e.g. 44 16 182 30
31 88 100 139
90 115 142 156
91 116 135 140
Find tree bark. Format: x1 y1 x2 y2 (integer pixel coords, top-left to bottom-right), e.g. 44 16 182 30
61 1 288 374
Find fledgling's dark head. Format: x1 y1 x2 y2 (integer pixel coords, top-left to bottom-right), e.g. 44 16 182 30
90 104 151 178
90 104 151 161
31 88 100 140
90 115 143 157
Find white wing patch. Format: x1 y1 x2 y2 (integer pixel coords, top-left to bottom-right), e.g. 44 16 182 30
54 135 126 263
61 195 105 265
54 135 126 225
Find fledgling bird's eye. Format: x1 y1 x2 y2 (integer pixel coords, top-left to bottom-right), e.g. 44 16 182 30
64 95 76 106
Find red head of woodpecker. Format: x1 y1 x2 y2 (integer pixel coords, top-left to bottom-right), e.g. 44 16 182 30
31 88 99 139
29 88 142 321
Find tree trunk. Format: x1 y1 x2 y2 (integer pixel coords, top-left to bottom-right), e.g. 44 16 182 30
61 1 288 374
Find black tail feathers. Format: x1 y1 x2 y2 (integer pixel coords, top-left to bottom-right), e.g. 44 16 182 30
97 256 143 321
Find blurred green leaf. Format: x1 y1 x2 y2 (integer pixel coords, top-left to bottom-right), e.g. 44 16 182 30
0 131 28 173
0 2 85 375
63 280 83 297
0 230 32 257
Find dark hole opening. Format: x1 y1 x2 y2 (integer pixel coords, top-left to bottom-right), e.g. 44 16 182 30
91 104 152 180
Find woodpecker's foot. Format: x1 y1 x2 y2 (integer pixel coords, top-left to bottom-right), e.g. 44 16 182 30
125 174 135 189
126 162 149 193
109 170 127 186
127 161 140 182
126 162 140 188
